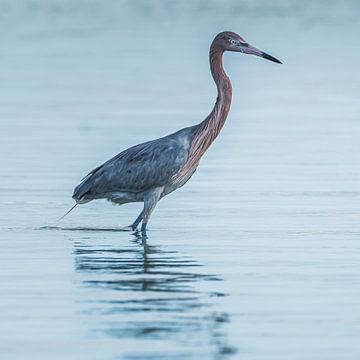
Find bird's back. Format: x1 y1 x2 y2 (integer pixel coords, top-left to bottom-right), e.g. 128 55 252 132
73 127 196 204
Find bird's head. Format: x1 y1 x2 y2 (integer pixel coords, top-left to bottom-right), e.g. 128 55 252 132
212 31 282 64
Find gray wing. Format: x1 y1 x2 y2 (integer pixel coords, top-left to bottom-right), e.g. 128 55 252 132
73 136 189 200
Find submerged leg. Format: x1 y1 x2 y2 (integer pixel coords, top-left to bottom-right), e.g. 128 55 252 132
130 210 143 231
141 187 163 236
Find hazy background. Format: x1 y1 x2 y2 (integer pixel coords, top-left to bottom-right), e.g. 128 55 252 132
1 1 360 359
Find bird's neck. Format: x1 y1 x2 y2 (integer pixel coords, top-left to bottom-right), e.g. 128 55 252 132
190 47 232 160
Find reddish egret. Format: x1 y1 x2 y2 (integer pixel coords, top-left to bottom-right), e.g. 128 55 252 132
69 31 281 235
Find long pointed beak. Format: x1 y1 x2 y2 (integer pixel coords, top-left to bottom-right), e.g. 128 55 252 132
243 45 282 64
261 51 282 64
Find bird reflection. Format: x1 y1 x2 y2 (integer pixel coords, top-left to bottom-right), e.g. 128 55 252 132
73 233 236 358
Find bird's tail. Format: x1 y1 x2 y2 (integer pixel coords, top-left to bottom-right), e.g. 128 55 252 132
57 203 78 222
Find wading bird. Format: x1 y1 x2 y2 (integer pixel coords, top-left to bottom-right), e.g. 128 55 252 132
68 31 281 235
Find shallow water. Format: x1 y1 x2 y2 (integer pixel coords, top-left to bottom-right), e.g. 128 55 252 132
1 1 360 359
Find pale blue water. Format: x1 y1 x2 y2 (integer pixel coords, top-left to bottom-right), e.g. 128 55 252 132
1 1 360 359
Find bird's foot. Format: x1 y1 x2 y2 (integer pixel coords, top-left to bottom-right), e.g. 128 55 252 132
122 222 148 237
129 224 138 232
123 224 141 232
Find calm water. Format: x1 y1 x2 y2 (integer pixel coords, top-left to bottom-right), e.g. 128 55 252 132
1 1 360 359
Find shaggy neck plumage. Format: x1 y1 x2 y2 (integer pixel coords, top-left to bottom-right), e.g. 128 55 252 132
189 45 232 161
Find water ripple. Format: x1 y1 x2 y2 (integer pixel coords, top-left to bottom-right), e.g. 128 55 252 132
73 234 235 358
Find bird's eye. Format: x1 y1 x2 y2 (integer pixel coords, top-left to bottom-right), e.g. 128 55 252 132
230 39 238 45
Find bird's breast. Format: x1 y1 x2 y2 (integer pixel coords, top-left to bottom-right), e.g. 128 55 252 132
162 162 198 198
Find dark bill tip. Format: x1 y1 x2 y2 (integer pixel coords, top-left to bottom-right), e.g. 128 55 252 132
261 52 282 64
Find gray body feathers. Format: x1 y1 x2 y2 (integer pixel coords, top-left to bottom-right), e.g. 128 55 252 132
72 127 197 205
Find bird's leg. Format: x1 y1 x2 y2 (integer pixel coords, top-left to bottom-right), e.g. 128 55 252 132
130 210 143 231
141 187 163 236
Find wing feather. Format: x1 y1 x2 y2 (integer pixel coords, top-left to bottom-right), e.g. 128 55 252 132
73 136 189 200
